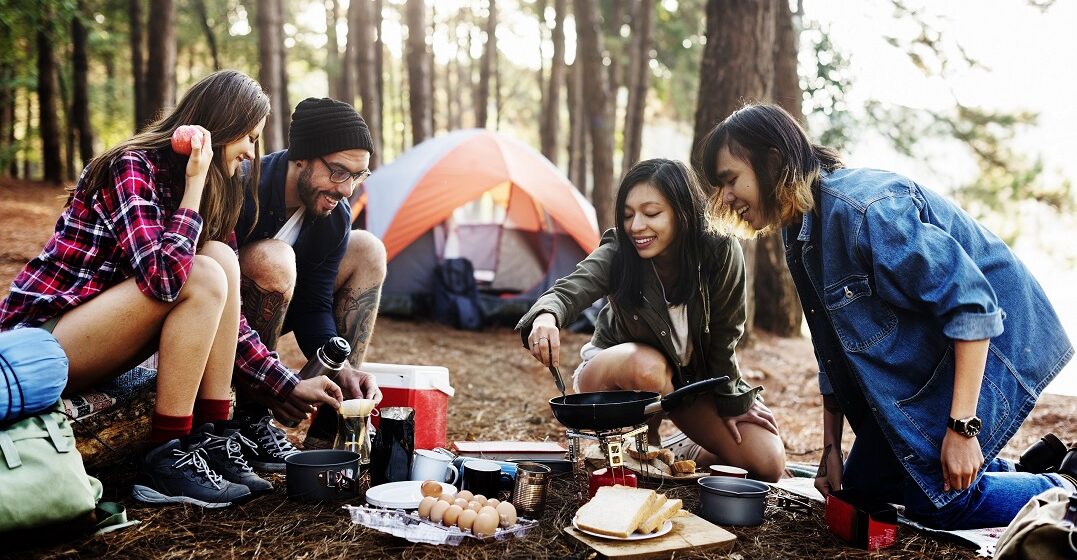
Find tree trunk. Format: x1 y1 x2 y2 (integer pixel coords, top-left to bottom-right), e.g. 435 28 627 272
257 0 285 153
540 0 565 165
566 56 587 195
0 62 10 176
605 1 625 159
375 0 384 145
72 0 95 168
691 0 778 345
327 0 341 100
193 0 220 71
351 0 381 167
37 20 63 184
406 0 432 145
342 0 357 105
622 0 654 176
753 0 804 337
22 90 32 179
144 0 177 123
475 0 496 128
58 57 76 182
129 0 149 130
573 0 615 231
277 0 291 148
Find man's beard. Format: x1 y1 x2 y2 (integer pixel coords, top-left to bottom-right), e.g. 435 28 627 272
295 165 340 217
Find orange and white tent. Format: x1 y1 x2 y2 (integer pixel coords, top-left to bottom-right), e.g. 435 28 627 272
354 129 599 306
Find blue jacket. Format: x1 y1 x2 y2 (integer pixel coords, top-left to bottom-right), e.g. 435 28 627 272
784 167 1072 508
236 150 351 358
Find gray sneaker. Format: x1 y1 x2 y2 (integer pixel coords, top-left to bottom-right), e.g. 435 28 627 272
239 415 301 472
189 424 274 495
132 439 252 508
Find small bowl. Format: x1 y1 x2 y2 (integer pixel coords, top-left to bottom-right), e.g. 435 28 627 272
708 464 748 478
697 476 769 526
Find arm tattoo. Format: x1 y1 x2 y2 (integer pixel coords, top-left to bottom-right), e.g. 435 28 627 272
818 444 833 477
241 275 289 351
334 284 381 364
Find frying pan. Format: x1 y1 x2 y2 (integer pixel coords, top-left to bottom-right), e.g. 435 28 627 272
549 376 729 431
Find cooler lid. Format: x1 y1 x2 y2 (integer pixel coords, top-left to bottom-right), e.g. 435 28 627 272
361 362 455 397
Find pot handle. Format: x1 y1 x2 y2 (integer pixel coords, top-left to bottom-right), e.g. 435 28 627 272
318 468 358 492
643 376 729 416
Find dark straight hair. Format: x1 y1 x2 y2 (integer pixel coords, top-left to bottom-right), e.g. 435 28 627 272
697 103 844 236
611 158 711 308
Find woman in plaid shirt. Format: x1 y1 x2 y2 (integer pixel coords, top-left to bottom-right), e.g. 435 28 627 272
0 71 342 508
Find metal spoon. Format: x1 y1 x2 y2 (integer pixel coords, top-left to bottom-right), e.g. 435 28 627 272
546 340 566 398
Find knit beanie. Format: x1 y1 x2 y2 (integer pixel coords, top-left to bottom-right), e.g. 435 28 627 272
287 97 374 161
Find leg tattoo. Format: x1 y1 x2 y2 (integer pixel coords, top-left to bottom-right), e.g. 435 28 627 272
240 275 289 351
334 284 381 364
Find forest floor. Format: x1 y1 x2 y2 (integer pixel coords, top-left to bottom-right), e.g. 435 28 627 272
1 177 1074 559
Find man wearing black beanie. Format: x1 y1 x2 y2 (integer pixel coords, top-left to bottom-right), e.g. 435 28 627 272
228 98 386 469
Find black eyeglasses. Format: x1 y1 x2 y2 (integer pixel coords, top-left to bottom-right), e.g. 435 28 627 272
318 156 371 185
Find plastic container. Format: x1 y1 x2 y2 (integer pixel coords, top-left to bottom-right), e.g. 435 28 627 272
365 362 454 450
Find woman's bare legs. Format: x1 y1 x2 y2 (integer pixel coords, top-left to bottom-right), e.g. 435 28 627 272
576 342 785 481
53 252 228 416
196 241 240 401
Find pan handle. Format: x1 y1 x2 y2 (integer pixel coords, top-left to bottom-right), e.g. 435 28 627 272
643 376 730 416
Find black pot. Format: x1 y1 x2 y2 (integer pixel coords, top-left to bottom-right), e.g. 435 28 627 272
285 450 362 503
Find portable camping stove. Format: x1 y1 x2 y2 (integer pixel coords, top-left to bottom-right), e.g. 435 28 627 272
565 424 648 468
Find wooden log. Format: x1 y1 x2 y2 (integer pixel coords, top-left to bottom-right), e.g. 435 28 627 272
72 385 154 470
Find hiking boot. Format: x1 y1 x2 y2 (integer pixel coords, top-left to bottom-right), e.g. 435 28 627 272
188 423 274 495
661 431 703 462
238 415 301 472
1015 433 1068 473
131 439 252 508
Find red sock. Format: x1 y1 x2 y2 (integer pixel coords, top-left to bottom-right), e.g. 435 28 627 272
150 412 193 444
193 398 232 426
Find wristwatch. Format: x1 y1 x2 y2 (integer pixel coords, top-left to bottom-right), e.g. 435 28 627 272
947 415 983 437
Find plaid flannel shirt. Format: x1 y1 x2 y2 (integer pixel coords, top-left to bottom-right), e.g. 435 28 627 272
0 148 298 399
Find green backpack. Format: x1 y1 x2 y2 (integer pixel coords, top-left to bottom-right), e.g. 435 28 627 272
0 401 103 532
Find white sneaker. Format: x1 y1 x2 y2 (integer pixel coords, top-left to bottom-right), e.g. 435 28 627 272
661 431 703 462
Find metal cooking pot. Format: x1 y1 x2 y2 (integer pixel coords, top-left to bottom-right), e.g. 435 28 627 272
697 476 770 526
285 449 361 503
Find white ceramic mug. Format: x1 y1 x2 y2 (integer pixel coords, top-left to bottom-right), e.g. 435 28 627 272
410 449 459 483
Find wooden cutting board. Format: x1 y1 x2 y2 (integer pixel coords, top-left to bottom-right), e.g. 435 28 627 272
564 512 736 559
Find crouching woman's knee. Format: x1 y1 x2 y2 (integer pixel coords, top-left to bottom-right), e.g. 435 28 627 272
199 240 240 282
185 254 229 306
745 433 787 482
238 239 296 293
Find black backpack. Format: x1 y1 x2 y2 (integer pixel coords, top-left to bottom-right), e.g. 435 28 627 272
432 258 484 330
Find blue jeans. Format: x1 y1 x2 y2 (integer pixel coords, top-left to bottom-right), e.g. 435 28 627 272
842 416 1068 529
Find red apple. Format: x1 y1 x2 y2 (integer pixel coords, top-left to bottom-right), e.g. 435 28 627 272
170 125 200 155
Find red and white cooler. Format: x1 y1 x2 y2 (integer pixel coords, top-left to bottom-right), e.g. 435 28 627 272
364 362 455 450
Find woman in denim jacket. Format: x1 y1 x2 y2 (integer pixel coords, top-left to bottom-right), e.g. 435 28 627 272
698 103 1074 529
517 159 785 481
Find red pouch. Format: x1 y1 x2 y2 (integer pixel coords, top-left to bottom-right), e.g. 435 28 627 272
824 490 899 551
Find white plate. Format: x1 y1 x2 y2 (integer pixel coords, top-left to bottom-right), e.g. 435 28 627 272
571 518 674 541
365 481 457 509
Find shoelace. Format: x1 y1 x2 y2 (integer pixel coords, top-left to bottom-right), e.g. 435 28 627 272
202 433 258 474
171 447 224 489
255 416 300 458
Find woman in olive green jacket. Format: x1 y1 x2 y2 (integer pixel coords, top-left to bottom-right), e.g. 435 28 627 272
517 159 785 481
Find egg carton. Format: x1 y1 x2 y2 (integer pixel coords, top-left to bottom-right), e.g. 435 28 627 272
345 505 539 546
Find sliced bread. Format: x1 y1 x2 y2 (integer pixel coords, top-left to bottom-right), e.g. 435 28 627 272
575 485 658 538
639 498 683 533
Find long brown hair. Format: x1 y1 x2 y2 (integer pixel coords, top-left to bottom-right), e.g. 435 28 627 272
697 103 844 238
75 70 270 245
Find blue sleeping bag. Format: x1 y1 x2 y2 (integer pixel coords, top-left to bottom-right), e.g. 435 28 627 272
0 328 68 425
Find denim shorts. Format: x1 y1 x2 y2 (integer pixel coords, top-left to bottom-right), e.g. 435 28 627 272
571 342 605 393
